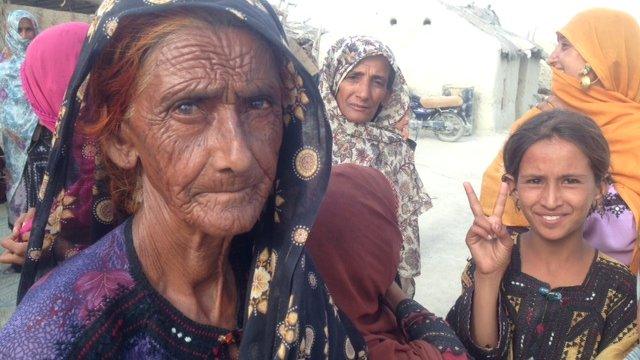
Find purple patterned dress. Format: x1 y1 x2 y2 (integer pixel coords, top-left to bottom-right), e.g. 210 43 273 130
584 185 637 266
0 220 245 359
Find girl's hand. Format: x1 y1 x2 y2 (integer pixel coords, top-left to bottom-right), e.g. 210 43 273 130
463 182 513 277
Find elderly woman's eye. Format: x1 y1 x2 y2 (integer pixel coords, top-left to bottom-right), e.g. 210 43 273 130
249 98 273 110
345 73 359 81
173 101 200 116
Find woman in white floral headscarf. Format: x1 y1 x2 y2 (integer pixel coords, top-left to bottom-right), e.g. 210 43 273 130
0 10 39 226
318 36 432 296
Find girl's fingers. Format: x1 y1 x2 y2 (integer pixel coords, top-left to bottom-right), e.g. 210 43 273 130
492 182 509 220
463 182 484 217
474 215 495 236
469 225 492 242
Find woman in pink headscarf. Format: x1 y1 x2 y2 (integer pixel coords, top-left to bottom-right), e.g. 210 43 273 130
21 22 88 134
0 22 89 266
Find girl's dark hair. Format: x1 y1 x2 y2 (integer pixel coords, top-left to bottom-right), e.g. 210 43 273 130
503 109 610 184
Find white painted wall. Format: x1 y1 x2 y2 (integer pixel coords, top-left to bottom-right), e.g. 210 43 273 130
314 0 520 133
493 56 520 130
516 55 541 117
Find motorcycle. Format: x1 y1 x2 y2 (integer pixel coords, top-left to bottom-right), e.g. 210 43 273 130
409 94 467 142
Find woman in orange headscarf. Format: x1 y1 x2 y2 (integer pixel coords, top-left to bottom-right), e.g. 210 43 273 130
480 8 640 271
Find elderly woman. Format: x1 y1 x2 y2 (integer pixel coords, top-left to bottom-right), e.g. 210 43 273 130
1 1 367 358
480 8 640 270
318 36 432 296
0 10 39 226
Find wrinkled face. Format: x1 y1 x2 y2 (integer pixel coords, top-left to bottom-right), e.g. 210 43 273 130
548 34 587 78
18 18 35 41
513 138 603 243
115 24 283 236
336 55 391 124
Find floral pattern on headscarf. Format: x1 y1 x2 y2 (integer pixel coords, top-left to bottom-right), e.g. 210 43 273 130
22 1 366 359
318 36 432 278
0 10 39 224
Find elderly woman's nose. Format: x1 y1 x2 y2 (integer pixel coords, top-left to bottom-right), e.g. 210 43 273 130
355 80 372 100
213 108 253 172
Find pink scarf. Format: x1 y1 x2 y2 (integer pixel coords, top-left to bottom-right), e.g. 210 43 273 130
20 22 88 133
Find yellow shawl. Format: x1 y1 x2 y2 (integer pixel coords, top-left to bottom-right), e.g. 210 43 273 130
480 8 640 269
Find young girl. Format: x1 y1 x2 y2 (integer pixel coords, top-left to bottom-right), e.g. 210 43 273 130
447 110 637 359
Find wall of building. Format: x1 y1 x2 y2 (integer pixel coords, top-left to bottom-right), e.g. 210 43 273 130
492 56 520 130
515 55 541 118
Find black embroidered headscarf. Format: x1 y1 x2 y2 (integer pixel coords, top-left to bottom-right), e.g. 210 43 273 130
20 1 365 359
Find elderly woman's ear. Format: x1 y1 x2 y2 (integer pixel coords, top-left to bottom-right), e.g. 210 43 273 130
101 111 139 170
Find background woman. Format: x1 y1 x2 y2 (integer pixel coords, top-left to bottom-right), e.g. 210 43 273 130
0 22 90 267
308 163 470 359
0 10 39 227
480 8 640 270
318 36 432 296
449 110 636 359
1 1 366 358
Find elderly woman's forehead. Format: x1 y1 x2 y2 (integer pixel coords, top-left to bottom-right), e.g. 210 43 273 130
355 54 390 67
149 25 278 69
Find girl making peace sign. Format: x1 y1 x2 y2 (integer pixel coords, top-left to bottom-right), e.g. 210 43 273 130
446 110 637 359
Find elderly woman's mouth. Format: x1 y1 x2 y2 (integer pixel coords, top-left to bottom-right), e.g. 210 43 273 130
348 102 370 111
191 182 267 200
191 178 265 194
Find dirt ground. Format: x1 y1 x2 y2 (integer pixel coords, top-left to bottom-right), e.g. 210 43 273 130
413 132 507 317
0 131 508 325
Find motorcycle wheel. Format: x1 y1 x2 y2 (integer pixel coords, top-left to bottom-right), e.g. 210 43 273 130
435 112 465 142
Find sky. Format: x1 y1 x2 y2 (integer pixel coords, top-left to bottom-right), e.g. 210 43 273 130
274 0 640 53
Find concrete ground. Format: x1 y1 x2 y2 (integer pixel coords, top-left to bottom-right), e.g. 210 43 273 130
0 132 507 326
